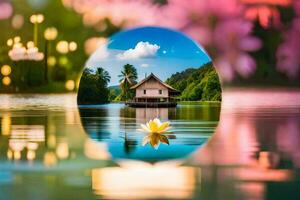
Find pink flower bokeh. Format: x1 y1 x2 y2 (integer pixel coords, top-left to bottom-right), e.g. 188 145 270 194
62 0 158 29
243 0 292 28
63 0 300 81
276 1 300 79
277 19 300 79
150 0 262 81
0 1 13 20
65 0 263 81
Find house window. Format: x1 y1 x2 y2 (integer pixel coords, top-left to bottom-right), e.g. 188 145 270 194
159 90 162 94
143 90 146 94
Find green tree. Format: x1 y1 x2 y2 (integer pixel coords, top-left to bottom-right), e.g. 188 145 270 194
201 71 222 101
96 67 111 87
77 67 111 104
166 62 222 101
96 67 111 102
118 64 138 101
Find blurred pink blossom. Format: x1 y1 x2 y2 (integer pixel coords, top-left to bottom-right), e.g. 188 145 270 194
157 0 261 81
276 1 300 79
213 20 261 79
0 1 13 20
63 0 158 28
276 118 300 167
242 0 292 28
157 0 243 45
276 18 300 79
295 0 300 14
65 0 263 81
245 6 282 28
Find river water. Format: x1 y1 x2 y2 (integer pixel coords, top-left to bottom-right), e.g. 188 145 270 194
0 89 300 200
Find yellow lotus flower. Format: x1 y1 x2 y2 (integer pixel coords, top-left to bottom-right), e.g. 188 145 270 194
139 118 171 149
140 118 171 134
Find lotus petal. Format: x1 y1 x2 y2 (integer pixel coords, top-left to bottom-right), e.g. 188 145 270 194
153 118 162 126
157 122 170 133
140 124 151 133
149 120 158 133
142 135 150 146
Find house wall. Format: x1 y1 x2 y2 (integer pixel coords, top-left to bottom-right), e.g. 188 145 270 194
136 89 169 98
135 77 169 98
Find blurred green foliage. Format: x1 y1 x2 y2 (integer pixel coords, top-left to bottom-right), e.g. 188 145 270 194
0 0 119 93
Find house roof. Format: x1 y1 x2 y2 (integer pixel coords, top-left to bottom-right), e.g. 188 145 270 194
130 73 179 92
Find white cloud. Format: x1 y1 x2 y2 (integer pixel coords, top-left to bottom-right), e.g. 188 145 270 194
85 44 110 69
117 41 160 60
141 63 149 68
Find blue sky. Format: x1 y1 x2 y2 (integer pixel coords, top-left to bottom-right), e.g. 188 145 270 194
85 26 211 86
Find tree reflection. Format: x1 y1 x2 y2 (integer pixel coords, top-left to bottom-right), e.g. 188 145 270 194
79 108 111 140
78 102 219 160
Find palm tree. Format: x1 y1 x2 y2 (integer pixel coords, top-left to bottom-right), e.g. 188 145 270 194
118 64 137 101
96 67 111 86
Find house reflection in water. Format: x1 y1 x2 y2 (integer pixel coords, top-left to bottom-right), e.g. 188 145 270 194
135 107 173 123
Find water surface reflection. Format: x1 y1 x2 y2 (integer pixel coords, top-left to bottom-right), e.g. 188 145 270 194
79 103 220 161
192 89 300 200
0 90 300 200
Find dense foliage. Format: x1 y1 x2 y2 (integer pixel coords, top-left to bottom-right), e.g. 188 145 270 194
108 85 121 101
166 62 222 101
78 63 221 105
77 67 110 104
0 61 45 92
0 0 119 93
